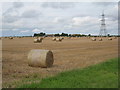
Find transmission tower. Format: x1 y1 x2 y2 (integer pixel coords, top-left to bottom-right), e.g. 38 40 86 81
99 11 107 36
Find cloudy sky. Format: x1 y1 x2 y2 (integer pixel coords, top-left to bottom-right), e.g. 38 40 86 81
1 2 118 36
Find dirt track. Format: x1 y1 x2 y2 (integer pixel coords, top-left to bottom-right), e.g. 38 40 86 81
2 37 118 88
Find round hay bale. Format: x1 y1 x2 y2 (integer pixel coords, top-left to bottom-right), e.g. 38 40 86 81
91 38 96 41
108 38 112 40
34 37 43 43
52 37 56 41
9 37 13 39
99 38 102 41
60 37 64 40
56 38 62 42
38 37 43 42
28 49 54 68
34 38 38 43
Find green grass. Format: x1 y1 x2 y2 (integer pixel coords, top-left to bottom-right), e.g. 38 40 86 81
18 58 118 88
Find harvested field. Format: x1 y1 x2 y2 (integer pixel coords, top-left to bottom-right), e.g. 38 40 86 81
2 37 118 88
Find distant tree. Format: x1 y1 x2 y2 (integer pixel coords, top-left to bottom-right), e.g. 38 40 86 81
34 33 39 37
107 34 110 37
81 34 87 37
71 34 82 37
69 34 72 37
34 32 46 37
39 32 46 36
54 33 60 36
88 34 91 37
61 33 68 36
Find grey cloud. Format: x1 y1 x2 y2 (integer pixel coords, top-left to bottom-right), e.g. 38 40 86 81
107 15 118 21
3 15 19 23
3 8 20 23
92 2 117 7
13 2 24 8
22 10 41 18
41 2 75 9
3 8 13 14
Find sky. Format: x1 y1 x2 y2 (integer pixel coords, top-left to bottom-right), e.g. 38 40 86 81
1 2 118 36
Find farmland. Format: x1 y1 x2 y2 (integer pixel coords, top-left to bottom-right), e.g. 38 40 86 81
2 37 118 88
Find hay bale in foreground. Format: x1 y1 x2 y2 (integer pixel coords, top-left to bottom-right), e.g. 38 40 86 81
28 49 54 68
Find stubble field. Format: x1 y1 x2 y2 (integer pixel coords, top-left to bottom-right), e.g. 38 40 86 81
2 37 118 88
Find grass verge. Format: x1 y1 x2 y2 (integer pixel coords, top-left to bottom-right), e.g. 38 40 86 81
18 58 118 88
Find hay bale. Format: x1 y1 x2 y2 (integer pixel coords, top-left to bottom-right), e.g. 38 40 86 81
28 49 54 68
59 37 64 40
91 38 96 41
34 38 38 43
108 38 112 40
52 37 56 41
56 38 62 42
34 37 43 43
9 37 13 39
38 37 43 42
99 38 102 41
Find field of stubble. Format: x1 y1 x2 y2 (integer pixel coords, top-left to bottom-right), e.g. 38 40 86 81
2 37 118 88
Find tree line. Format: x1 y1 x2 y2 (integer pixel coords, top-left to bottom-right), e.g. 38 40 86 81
34 32 90 37
33 32 116 37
